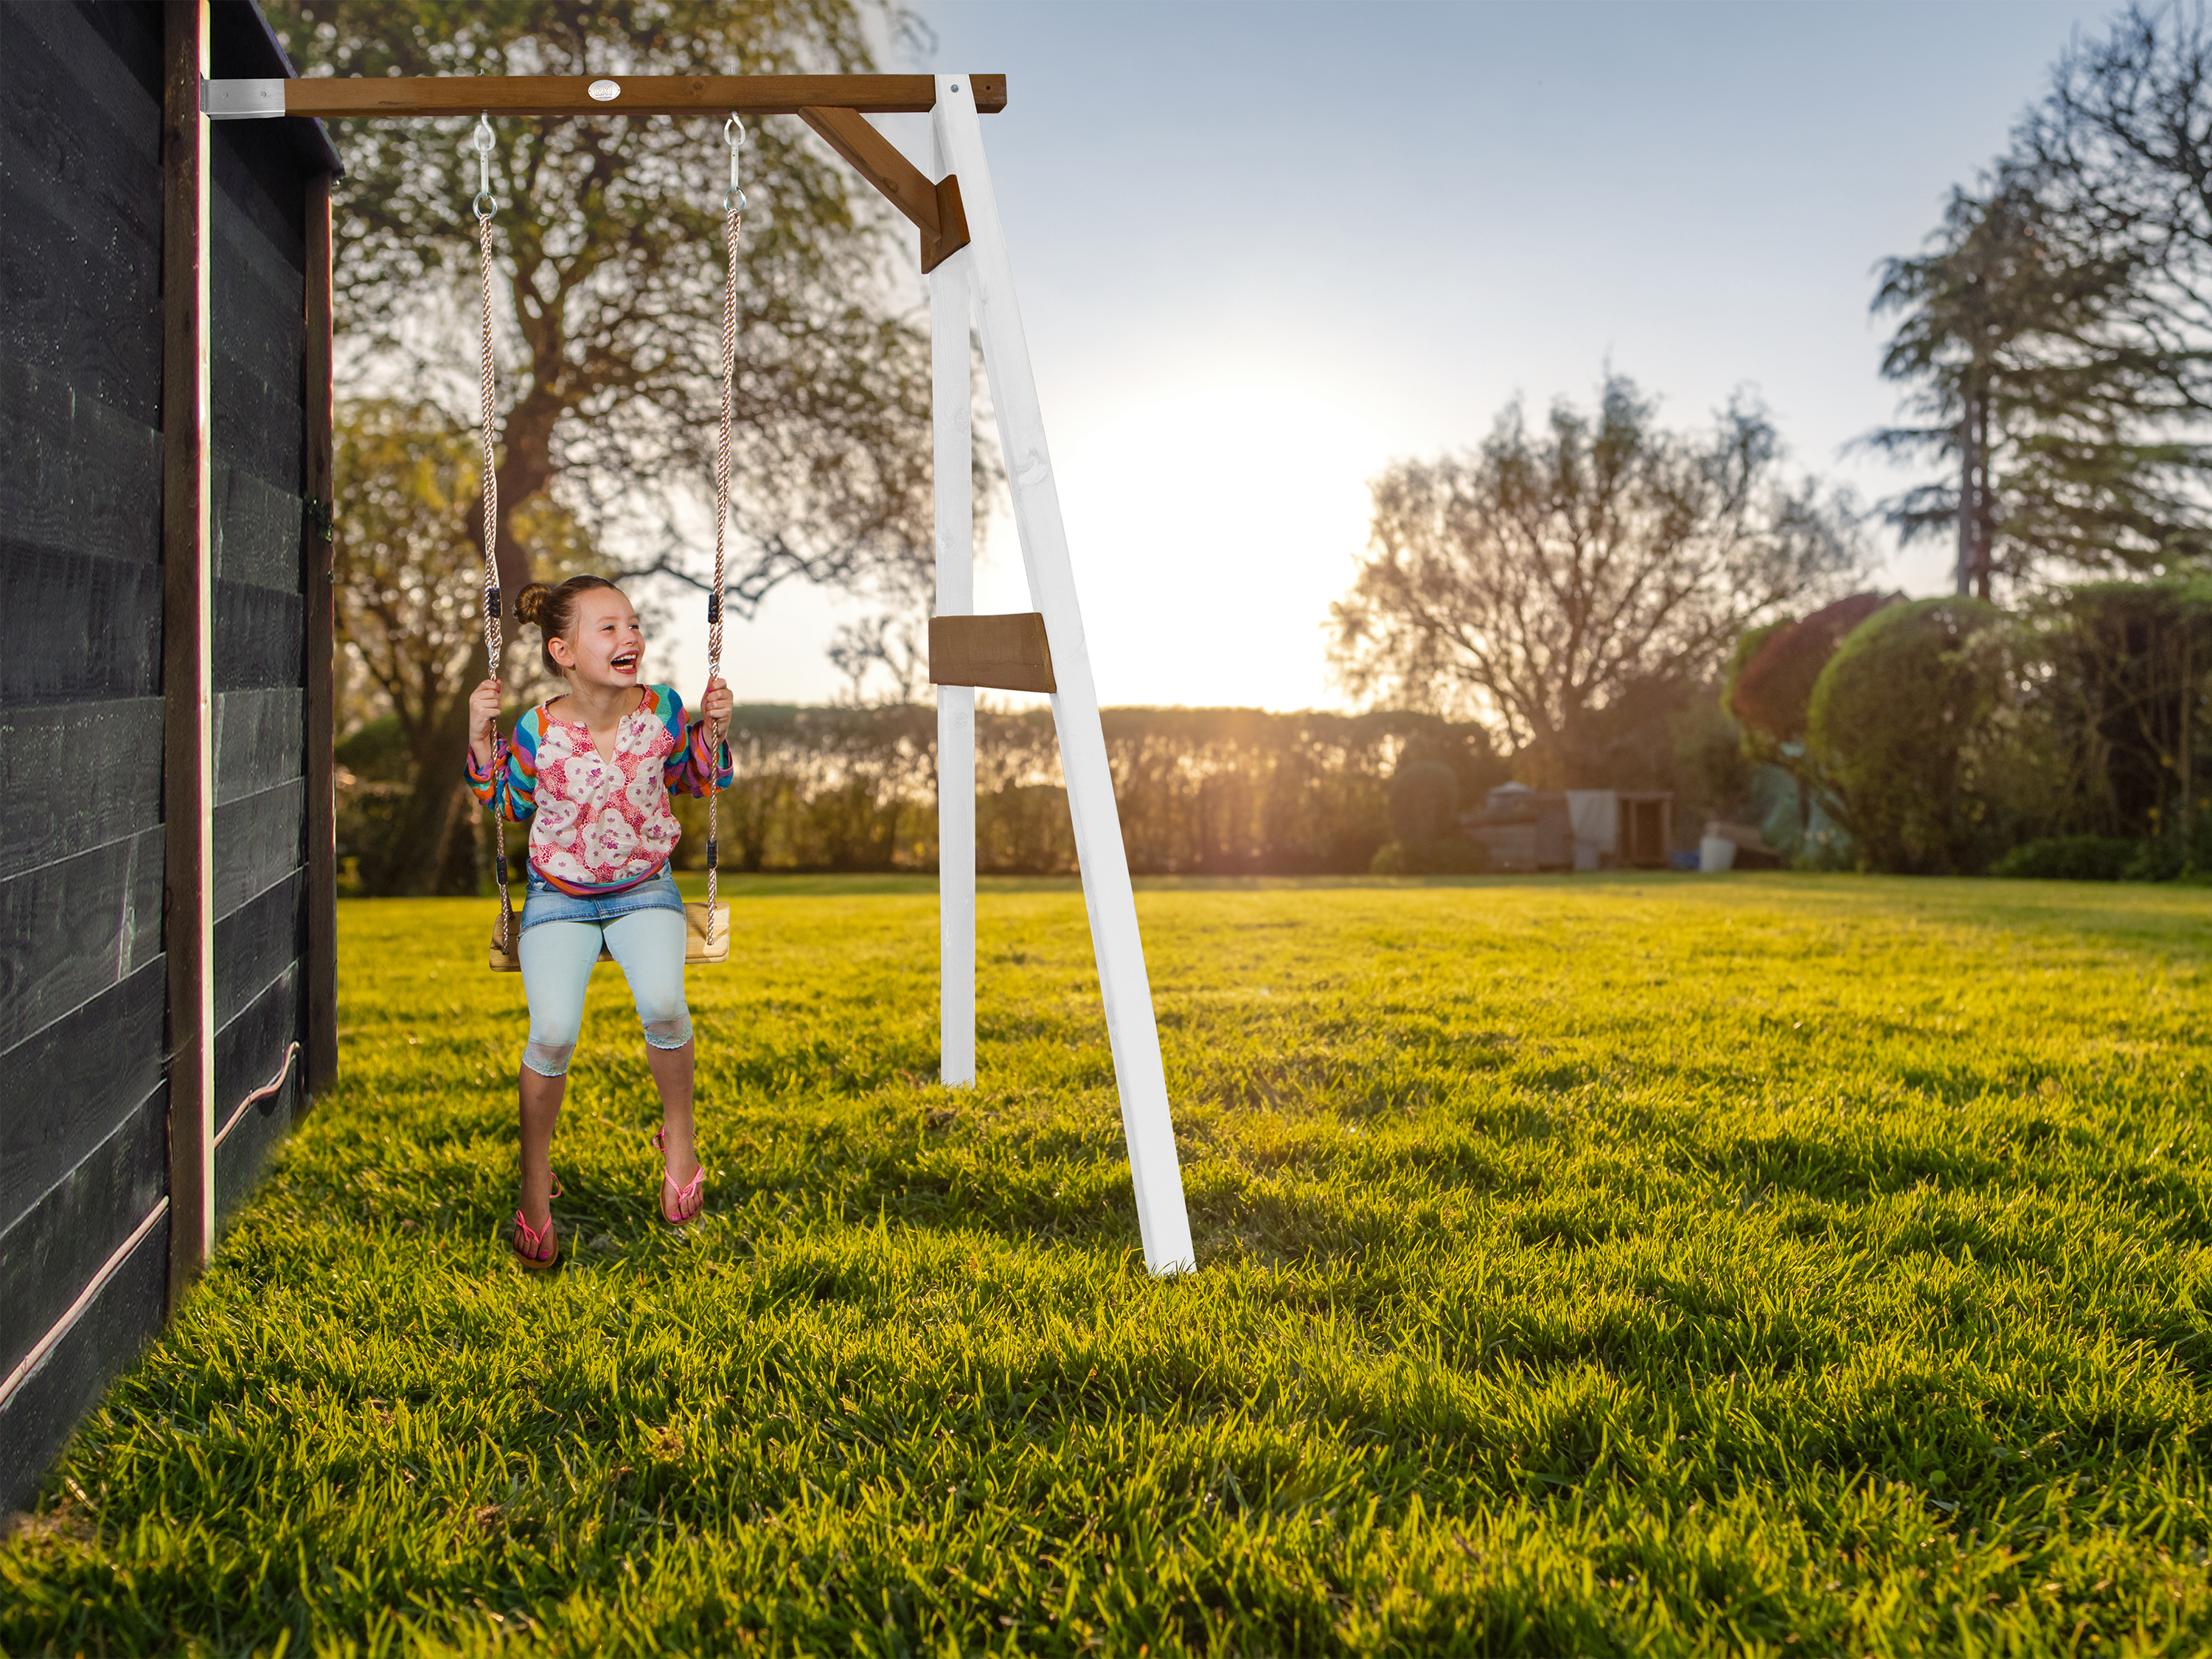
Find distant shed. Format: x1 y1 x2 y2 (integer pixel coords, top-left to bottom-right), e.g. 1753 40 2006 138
1 1 340 1510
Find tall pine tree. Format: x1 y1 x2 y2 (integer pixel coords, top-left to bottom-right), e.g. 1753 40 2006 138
1865 177 2202 597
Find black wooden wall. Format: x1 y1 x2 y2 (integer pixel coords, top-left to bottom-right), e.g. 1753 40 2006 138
0 0 335 1514
206 25 316 1229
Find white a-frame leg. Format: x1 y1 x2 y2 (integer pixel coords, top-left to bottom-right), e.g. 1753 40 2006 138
931 190 976 1091
930 74 1194 1276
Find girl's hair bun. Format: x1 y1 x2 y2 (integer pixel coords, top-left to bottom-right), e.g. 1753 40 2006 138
520 574 622 678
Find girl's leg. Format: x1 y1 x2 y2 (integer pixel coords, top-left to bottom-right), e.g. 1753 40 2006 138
515 919 604 1231
602 908 700 1214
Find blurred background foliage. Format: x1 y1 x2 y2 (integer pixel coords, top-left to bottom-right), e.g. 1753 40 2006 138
317 1 2212 891
337 705 1505 887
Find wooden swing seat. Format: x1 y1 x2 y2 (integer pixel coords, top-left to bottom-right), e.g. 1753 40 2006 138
489 900 731 973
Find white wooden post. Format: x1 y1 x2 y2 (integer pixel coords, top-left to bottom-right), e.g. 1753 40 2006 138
931 129 976 1090
931 74 1194 1274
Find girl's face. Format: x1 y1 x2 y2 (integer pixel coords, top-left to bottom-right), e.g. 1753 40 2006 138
551 589 644 691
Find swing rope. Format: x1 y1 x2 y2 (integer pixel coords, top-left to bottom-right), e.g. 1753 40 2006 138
472 114 741 961
473 114 512 955
706 116 745 946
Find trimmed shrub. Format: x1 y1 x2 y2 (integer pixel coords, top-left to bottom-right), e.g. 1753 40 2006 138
1728 592 1899 742
1807 597 2062 874
1989 835 2136 881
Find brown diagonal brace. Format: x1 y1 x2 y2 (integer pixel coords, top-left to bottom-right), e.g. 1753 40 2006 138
799 106 972 273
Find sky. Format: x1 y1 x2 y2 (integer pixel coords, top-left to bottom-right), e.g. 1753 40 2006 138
692 0 2118 712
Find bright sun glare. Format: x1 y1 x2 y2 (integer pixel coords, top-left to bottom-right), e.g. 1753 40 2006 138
977 378 1391 712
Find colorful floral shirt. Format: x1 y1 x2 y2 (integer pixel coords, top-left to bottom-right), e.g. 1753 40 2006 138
466 684 734 896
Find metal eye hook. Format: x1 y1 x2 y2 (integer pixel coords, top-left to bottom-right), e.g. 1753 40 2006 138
473 112 496 215
722 114 745 214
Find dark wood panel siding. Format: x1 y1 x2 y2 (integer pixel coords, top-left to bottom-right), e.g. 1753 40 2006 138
0 4 163 430
0 1082 166 1385
213 872 303 1057
204 83 314 1229
0 543 166 707
216 462 309 592
0 355 164 568
0 1 172 1520
212 779 306 919
213 686 304 805
212 579 305 695
0 959 164 1240
0 1206 166 1512
0 0 328 1515
0 818 164 1058
213 966 299 1228
0 699 163 884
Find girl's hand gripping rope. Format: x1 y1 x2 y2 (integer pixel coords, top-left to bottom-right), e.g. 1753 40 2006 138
699 675 732 748
467 676 504 772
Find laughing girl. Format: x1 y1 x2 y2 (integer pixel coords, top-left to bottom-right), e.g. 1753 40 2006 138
465 575 734 1270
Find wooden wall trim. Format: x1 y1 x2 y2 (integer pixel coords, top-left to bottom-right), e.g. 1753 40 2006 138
161 0 215 1308
302 173 338 1099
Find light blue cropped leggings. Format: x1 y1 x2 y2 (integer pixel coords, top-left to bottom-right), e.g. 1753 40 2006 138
517 909 692 1078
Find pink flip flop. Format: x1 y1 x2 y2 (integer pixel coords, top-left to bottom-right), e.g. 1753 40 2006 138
653 1129 705 1226
511 1208 559 1270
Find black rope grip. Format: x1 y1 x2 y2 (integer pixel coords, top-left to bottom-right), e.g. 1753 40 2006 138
485 586 501 620
706 838 718 871
707 594 722 625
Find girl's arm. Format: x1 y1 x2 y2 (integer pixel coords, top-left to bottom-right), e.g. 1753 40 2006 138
661 683 735 798
466 703 539 822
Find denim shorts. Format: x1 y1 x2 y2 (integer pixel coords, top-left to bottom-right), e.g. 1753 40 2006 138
518 865 686 933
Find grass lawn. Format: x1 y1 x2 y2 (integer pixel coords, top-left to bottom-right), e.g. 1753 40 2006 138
7 872 2212 1655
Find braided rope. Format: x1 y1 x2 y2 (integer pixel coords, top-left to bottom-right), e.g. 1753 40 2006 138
478 209 511 951
707 184 740 941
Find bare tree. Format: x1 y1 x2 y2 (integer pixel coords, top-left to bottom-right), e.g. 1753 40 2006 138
1330 377 1864 785
827 611 930 705
332 399 594 890
268 0 990 888
271 0 945 616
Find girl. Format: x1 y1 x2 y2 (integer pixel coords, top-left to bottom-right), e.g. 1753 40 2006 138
466 574 734 1270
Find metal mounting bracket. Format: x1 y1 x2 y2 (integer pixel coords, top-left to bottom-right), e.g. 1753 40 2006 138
203 78 286 119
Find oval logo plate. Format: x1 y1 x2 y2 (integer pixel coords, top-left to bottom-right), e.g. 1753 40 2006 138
588 79 621 102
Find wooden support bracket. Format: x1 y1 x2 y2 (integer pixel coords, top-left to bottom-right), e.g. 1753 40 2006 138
799 106 970 272
929 612 1056 694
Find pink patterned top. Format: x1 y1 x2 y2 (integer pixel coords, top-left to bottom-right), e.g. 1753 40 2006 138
466 684 733 896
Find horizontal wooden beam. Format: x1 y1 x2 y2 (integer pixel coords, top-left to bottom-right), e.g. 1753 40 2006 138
798 106 970 272
930 612 1056 695
270 73 1006 120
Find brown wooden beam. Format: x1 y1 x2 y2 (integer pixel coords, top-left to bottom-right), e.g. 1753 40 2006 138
280 72 1006 120
929 613 1057 695
162 0 215 1310
302 173 339 1102
798 106 972 272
